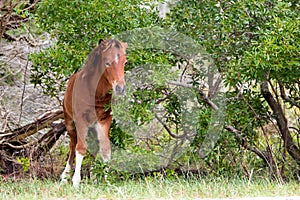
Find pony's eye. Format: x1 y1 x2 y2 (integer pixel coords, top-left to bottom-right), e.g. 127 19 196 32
105 62 110 68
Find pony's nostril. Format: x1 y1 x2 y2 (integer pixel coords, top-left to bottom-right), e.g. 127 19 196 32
115 84 125 94
116 85 121 92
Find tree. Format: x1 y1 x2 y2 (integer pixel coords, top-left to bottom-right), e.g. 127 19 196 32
0 0 39 41
0 0 64 176
164 0 300 177
2 0 300 179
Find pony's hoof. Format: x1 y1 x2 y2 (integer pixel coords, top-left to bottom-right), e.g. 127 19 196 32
72 174 81 188
60 178 68 185
72 181 80 189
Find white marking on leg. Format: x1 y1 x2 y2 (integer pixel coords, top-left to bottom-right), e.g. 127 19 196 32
61 163 71 183
72 151 84 188
95 122 111 162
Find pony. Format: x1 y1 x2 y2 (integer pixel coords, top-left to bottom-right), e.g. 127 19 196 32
61 39 127 187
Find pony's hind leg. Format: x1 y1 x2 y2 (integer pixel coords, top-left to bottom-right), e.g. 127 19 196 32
61 119 77 183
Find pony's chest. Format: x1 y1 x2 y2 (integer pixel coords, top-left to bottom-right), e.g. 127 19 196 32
95 93 111 107
94 93 112 120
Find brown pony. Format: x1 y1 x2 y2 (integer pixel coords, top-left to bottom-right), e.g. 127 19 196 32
61 39 127 187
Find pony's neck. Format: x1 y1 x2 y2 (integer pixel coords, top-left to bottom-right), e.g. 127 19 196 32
96 71 112 98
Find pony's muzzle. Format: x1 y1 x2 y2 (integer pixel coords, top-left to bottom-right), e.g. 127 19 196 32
115 84 126 95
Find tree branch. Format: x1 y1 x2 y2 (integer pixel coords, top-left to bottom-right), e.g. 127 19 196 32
31 121 66 159
167 81 218 110
167 81 268 163
154 113 190 139
279 81 300 109
0 109 64 146
19 59 29 123
224 125 268 163
261 81 300 166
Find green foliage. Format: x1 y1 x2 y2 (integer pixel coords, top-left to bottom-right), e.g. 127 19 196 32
90 161 131 183
110 121 134 149
231 1 300 83
0 63 22 86
16 157 30 173
30 0 300 178
30 0 159 97
162 0 300 176
164 0 300 85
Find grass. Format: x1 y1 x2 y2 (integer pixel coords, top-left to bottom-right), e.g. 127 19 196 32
0 175 299 200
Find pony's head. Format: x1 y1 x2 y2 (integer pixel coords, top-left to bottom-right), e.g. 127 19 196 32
100 39 128 95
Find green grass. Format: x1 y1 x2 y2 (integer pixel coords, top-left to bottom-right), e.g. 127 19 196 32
0 176 299 200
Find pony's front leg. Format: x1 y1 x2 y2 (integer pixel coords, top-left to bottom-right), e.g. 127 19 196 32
72 151 84 188
95 120 112 162
72 125 88 188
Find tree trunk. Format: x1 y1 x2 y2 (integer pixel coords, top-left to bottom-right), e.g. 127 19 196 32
261 81 300 166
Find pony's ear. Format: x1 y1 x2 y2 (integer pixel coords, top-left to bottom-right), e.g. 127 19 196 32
98 38 105 44
122 42 128 49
